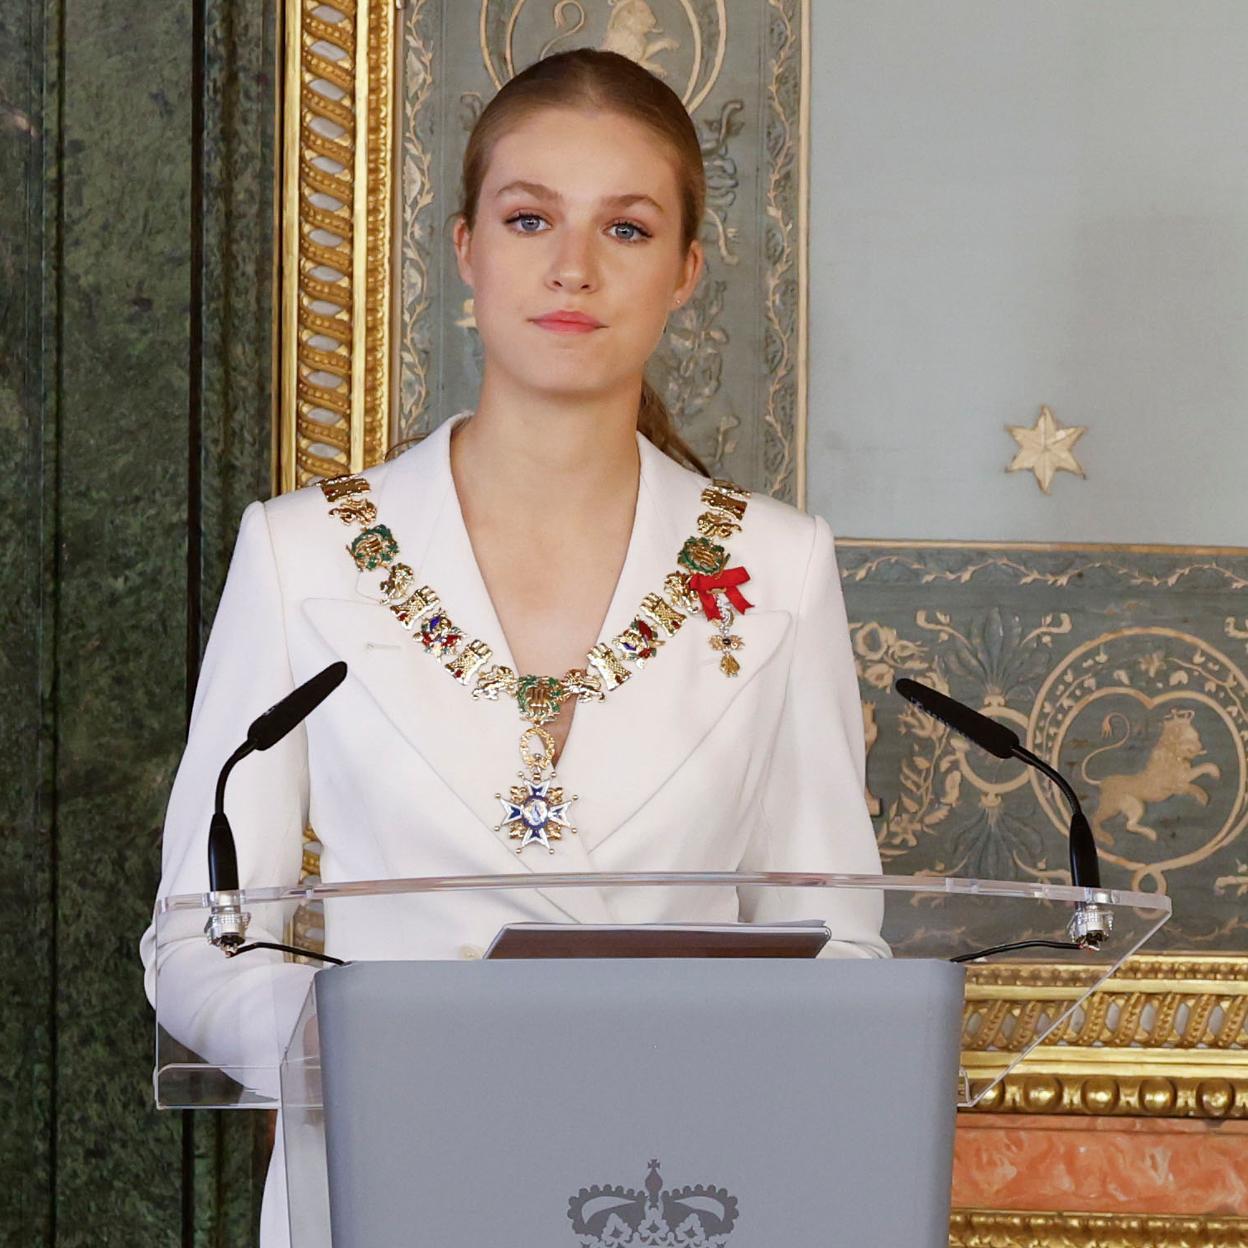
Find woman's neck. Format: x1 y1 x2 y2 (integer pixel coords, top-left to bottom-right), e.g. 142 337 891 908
450 379 643 518
446 379 646 709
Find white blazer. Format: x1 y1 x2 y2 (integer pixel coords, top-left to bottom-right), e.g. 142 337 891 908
140 411 886 1246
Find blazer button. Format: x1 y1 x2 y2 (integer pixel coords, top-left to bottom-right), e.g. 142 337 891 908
458 944 483 960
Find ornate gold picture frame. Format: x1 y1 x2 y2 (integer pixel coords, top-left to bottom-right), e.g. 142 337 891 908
277 0 396 491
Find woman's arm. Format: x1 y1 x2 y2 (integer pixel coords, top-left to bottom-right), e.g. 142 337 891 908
739 513 890 958
139 500 317 1097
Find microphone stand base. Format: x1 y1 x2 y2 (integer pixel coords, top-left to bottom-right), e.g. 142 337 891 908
1067 902 1113 949
205 905 252 952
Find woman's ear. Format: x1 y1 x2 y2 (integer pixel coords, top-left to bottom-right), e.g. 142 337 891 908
452 215 474 289
674 238 704 308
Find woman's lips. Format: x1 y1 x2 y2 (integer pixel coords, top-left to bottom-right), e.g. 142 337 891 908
532 315 603 334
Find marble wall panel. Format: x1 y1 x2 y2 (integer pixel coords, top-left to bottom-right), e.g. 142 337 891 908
51 1 195 1240
197 0 282 623
0 0 280 1242
953 1114 1248 1216
0 0 55 1240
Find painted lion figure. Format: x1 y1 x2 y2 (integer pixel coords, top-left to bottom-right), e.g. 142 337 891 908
1081 708 1220 846
602 0 679 74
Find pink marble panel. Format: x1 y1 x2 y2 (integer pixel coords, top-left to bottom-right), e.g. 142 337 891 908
952 1115 1248 1215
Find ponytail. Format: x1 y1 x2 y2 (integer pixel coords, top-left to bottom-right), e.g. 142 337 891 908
638 378 708 477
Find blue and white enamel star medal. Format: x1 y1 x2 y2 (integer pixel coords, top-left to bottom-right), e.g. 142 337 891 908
494 725 579 854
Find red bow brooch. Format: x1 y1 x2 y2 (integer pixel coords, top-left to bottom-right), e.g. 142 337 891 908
678 537 754 677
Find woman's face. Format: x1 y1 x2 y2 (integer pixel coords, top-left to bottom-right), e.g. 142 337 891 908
452 106 703 406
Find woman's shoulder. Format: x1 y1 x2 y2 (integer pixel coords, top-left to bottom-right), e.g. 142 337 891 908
236 450 423 600
645 443 830 613
646 439 819 542
259 454 398 526
733 488 831 615
737 484 822 548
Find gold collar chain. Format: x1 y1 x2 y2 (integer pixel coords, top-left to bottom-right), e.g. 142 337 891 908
320 468 753 852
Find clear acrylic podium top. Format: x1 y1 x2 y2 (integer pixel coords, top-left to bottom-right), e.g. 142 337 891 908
150 870 1169 1110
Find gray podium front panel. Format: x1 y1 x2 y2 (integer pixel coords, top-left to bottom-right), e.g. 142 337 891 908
315 958 963 1247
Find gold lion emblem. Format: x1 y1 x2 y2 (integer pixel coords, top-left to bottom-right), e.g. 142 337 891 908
1081 708 1221 846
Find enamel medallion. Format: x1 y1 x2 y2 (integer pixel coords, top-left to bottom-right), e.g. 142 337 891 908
494 726 578 854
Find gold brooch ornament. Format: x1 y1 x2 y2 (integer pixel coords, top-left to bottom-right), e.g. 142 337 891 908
319 468 754 852
677 536 728 576
445 638 493 685
470 665 519 702
682 482 755 676
349 525 399 571
515 675 568 726
664 571 699 613
379 562 416 603
329 495 378 526
321 474 370 502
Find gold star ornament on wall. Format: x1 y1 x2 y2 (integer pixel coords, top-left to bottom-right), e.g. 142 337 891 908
1006 405 1087 494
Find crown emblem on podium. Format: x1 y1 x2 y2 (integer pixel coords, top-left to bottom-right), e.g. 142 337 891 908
567 1158 739 1246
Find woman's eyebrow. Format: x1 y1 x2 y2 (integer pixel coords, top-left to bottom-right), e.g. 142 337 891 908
493 179 665 215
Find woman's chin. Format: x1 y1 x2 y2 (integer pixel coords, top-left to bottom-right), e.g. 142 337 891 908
506 358 633 394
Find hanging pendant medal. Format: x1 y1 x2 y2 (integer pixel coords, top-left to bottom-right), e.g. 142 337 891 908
709 600 746 677
494 724 579 854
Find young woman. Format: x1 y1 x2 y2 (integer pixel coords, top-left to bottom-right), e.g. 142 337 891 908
142 48 886 1247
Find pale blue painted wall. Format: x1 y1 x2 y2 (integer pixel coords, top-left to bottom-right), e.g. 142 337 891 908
805 0 1248 545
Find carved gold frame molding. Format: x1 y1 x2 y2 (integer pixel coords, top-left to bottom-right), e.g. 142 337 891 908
278 0 395 491
964 954 1248 1119
950 1210 1248 1248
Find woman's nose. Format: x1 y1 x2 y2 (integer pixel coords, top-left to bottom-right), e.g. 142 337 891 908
547 229 597 290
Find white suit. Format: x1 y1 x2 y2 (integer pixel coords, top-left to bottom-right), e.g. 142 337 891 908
140 412 887 1246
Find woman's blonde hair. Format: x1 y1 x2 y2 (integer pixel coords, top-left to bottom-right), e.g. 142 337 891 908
455 47 709 475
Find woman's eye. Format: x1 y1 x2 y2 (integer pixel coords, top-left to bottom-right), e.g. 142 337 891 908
507 212 547 233
609 219 651 243
504 212 650 243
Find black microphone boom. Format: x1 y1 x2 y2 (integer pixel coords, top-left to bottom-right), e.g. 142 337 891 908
247 660 348 751
205 660 348 950
894 679 1018 760
893 677 1104 906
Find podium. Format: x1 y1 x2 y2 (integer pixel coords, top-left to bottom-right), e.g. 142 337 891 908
149 872 1169 1246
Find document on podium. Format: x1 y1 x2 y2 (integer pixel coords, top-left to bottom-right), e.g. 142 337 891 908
484 920 832 959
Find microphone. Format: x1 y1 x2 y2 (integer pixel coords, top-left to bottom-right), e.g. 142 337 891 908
204 661 348 951
894 677 1110 948
894 679 1017 760
244 660 348 751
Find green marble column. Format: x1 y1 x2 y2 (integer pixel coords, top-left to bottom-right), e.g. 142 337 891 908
0 0 279 1242
0 0 55 1239
190 1 284 1241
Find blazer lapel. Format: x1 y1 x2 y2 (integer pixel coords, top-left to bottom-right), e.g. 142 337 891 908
557 440 793 853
